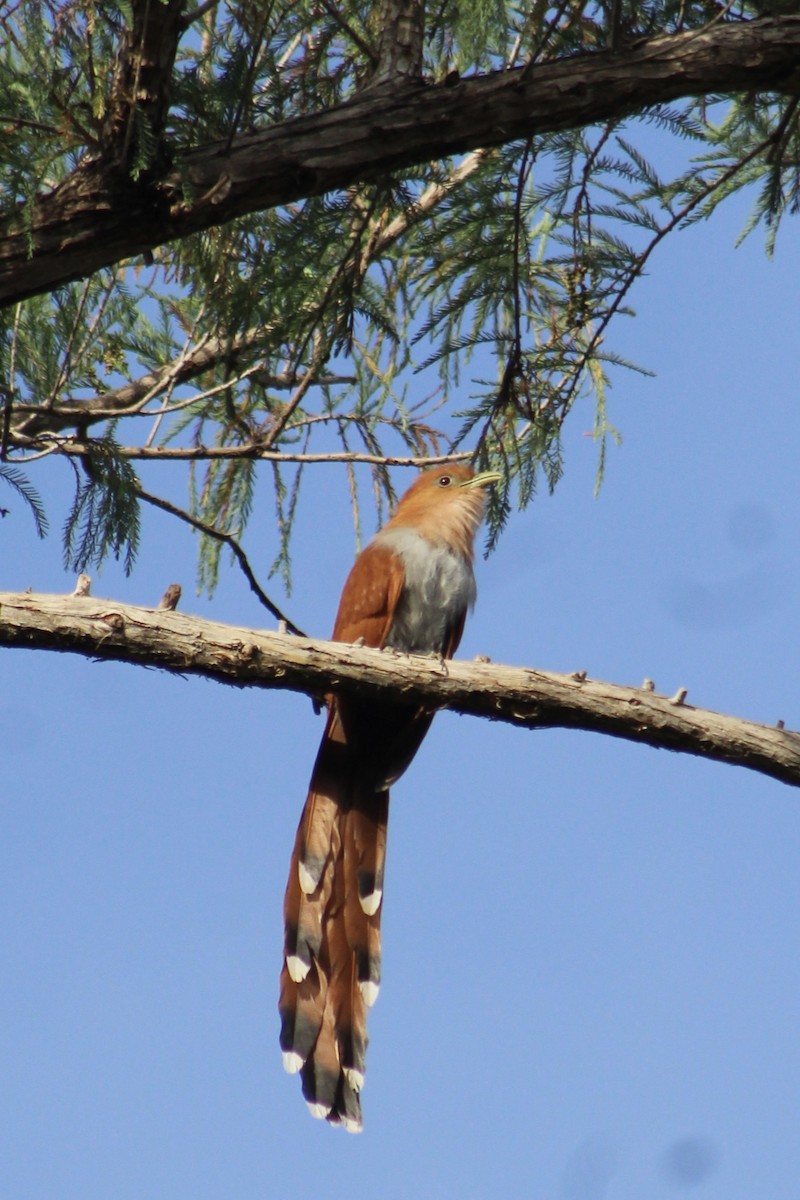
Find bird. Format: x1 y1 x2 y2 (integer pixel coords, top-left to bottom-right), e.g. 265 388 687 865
278 463 500 1131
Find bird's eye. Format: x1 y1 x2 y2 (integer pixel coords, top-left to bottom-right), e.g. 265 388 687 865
437 474 452 487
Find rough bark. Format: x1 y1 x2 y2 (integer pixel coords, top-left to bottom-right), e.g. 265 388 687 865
2 589 798 787
2 16 799 307
372 0 424 84
101 0 187 154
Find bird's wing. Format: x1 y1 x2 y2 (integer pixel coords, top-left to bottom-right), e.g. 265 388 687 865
442 608 466 660
331 542 406 648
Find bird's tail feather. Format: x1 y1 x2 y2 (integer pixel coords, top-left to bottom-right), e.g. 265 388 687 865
279 730 389 1131
343 797 387 1007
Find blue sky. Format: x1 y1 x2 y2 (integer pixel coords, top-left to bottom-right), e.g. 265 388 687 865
2 159 799 1198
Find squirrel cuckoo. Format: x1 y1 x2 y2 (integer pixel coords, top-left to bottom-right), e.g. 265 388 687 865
279 464 500 1130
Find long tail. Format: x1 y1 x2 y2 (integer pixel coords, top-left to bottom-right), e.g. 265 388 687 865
279 712 388 1132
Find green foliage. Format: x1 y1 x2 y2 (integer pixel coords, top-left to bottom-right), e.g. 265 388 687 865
62 440 141 575
0 464 48 536
1 1 797 592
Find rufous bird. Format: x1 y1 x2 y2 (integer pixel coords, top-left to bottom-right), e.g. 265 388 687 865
279 464 500 1131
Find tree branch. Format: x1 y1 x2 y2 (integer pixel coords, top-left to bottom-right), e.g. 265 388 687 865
50 442 472 466
2 16 800 307
8 327 265 441
1 589 798 787
372 0 424 86
103 0 187 157
131 487 306 635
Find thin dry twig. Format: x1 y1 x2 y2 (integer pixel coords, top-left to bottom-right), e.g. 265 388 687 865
134 483 307 635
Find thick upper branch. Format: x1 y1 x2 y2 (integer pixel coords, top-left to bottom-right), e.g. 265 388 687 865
1 590 798 787
102 0 187 155
2 16 799 307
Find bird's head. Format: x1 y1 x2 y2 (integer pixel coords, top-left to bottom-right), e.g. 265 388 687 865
390 464 502 557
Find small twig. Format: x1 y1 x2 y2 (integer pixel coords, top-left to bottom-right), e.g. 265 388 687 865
525 0 574 69
495 138 536 417
260 189 384 450
554 125 783 420
223 1 276 153
134 484 306 635
46 277 93 408
0 113 61 134
765 94 800 165
180 0 222 29
157 583 182 610
318 0 378 63
360 148 491 271
137 302 209 446
0 385 13 461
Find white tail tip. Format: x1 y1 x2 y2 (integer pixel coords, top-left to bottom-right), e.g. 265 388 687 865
286 954 310 983
344 1067 365 1092
342 1115 364 1134
359 888 382 917
306 1100 332 1121
282 1051 304 1075
359 979 380 1008
298 862 317 894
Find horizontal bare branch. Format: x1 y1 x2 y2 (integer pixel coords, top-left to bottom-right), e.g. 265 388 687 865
33 441 471 467
1 589 798 787
2 16 800 306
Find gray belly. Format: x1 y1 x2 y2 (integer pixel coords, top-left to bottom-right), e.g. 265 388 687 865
374 526 476 655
